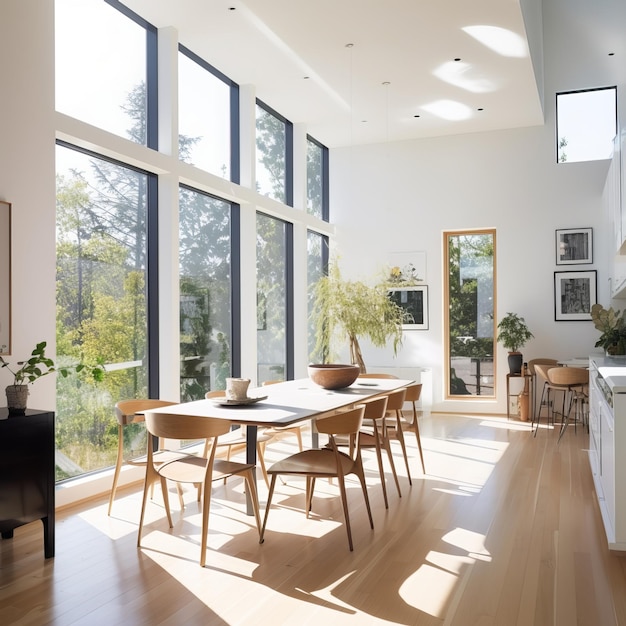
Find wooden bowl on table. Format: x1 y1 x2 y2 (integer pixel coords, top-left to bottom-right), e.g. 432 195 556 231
307 364 360 390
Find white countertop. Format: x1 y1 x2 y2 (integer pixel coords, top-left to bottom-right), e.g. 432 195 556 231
591 355 626 393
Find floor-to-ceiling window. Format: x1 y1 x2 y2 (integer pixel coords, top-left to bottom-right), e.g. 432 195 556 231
307 231 328 362
179 187 234 399
54 0 329 487
256 214 291 383
56 144 153 478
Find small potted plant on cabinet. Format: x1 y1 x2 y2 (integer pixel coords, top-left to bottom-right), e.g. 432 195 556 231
1 341 105 415
497 312 534 374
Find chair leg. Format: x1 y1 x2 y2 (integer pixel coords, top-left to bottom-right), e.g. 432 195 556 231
354 457 374 531
410 403 426 474
108 425 124 515
243 468 263 538
394 411 412 486
256 442 270 488
259 473 278 544
199 476 212 568
381 430 402 498
370 429 389 508
336 473 354 551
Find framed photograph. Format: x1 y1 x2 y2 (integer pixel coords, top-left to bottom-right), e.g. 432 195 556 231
555 227 593 265
388 285 428 330
554 270 597 321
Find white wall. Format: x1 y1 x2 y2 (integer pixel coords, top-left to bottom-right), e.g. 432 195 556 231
0 0 57 411
329 0 625 414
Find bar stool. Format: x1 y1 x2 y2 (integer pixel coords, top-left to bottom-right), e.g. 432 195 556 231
545 367 589 443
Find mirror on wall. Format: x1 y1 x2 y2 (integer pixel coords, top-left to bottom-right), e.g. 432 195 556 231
444 229 496 397
0 201 10 355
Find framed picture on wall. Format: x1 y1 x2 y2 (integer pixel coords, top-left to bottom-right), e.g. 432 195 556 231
555 227 593 265
554 270 597 321
388 285 428 329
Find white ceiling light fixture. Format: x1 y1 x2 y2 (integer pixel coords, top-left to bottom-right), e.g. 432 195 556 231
422 100 473 121
462 25 528 58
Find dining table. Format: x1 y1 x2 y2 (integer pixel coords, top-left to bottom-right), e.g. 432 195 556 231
144 376 415 514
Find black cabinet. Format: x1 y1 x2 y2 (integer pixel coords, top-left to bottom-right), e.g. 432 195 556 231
0 408 55 557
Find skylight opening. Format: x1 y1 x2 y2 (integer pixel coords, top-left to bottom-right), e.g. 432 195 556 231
556 87 617 163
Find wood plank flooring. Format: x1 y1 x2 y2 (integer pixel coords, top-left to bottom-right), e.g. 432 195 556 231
1 412 626 625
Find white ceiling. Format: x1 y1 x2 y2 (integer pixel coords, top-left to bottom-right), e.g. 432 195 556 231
120 0 616 149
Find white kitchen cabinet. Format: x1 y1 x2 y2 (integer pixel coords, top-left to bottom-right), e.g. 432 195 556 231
589 356 626 550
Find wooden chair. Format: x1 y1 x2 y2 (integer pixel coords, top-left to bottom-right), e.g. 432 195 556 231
334 395 401 508
357 373 399 379
259 404 373 551
379 387 413 485
533 363 560 436
108 399 181 516
400 383 426 475
137 410 262 567
528 358 558 427
204 390 273 487
546 367 589 443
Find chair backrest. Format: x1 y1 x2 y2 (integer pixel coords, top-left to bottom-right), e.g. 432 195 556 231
205 390 225 399
534 363 553 385
528 358 558 376
547 366 588 387
315 404 365 436
144 411 232 441
361 395 388 420
403 383 422 403
262 380 283 385
357 373 399 379
385 387 407 411
115 399 177 426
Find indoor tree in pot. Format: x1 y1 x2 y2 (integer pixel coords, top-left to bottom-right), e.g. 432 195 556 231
311 263 407 373
1 341 105 415
496 312 534 375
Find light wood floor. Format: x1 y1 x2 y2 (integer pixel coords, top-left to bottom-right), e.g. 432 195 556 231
2 412 626 625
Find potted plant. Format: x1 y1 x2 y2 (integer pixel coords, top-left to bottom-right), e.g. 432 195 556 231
0 341 104 414
591 303 626 355
312 263 407 373
497 312 534 374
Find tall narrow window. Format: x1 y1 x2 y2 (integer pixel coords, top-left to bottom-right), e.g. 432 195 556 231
556 87 617 163
257 213 289 383
178 47 234 179
256 102 291 203
307 231 329 362
444 230 496 397
307 136 328 219
55 0 153 145
178 187 233 399
56 143 152 478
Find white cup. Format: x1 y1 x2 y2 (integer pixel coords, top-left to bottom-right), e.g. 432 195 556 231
225 377 251 401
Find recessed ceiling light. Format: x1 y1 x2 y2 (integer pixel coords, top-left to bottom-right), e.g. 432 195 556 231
228 7 236 10
414 115 421 118
609 52 615 56
477 107 484 111
454 58 461 62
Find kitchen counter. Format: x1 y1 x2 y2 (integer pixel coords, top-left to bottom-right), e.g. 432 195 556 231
589 356 626 550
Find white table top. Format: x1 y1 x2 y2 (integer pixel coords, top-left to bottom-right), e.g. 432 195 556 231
144 377 415 427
